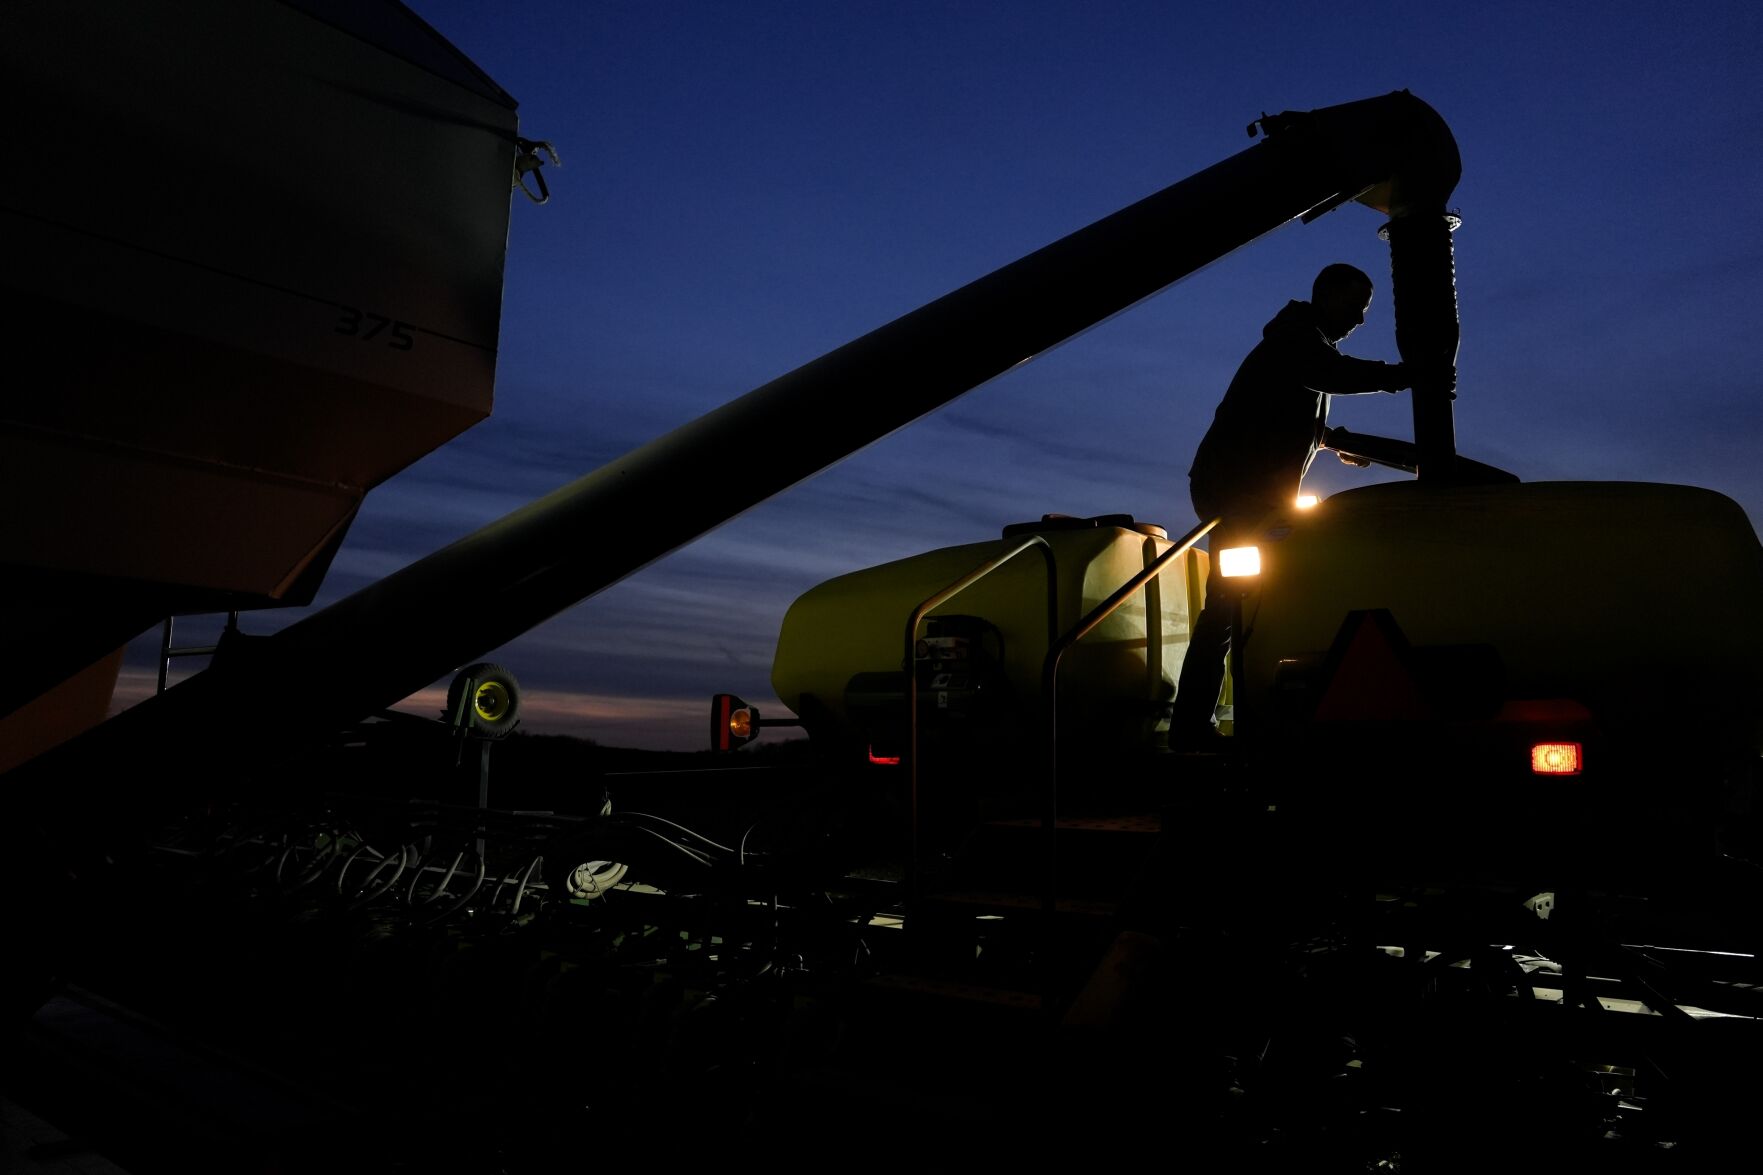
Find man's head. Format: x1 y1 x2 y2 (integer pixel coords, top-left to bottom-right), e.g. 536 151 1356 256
1311 263 1374 343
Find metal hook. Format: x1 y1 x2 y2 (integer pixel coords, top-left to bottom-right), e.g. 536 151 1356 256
513 137 560 205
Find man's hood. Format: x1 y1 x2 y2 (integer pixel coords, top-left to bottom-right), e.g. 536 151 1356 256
1264 299 1325 342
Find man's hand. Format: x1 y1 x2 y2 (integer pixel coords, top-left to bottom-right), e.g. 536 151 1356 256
1337 451 1371 468
1394 362 1460 399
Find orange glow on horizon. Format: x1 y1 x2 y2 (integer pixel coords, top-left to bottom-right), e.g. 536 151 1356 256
110 670 769 752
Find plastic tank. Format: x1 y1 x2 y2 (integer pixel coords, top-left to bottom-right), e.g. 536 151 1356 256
1242 480 1763 742
771 516 1208 755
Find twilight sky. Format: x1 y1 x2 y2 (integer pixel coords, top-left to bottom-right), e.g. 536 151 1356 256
121 0 1763 748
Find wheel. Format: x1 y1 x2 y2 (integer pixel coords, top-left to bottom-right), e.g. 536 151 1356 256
447 662 522 738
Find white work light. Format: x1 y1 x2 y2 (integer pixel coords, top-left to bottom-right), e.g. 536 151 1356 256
1218 546 1261 578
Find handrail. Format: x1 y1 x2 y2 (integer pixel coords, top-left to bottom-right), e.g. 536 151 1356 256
1037 517 1219 924
904 535 1059 903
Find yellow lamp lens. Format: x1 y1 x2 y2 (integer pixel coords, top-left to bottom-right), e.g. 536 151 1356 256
1295 494 1319 509
729 708 754 739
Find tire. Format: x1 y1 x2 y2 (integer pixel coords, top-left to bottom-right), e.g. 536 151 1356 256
447 662 521 738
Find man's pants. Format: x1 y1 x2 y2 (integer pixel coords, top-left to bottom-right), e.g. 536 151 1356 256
1170 490 1272 736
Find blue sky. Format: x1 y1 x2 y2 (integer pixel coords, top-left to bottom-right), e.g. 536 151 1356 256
123 1 1763 748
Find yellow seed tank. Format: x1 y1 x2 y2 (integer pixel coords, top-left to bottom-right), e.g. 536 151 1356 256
772 520 1209 753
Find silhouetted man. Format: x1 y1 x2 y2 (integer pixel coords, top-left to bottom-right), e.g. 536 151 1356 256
1170 263 1410 746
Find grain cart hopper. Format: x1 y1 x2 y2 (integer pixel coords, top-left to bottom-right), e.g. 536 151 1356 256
0 0 537 771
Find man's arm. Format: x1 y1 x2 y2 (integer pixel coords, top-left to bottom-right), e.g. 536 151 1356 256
1272 326 1408 394
1302 346 1409 395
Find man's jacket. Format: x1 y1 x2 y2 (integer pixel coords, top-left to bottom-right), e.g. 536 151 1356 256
1188 300 1404 508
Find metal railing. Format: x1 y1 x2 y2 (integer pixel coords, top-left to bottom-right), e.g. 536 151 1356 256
904 535 1059 900
1036 516 1219 921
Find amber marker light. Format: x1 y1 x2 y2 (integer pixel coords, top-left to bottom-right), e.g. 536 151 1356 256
1218 546 1261 578
728 707 754 740
710 693 803 750
1295 494 1320 509
1531 743 1583 775
710 692 758 751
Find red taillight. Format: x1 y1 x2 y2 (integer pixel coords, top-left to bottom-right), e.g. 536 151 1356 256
1531 742 1582 775
867 746 901 766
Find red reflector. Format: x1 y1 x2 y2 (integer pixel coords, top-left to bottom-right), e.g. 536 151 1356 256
867 747 901 766
1531 743 1582 775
